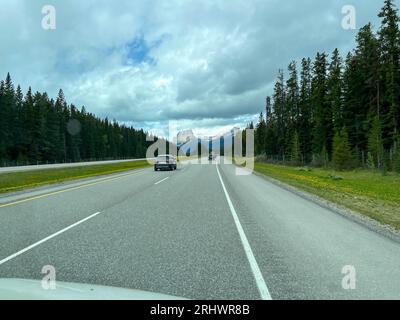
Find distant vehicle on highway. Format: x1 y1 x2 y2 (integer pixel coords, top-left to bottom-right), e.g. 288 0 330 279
208 152 217 161
154 155 177 171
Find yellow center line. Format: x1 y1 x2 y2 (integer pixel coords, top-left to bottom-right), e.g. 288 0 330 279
0 170 146 209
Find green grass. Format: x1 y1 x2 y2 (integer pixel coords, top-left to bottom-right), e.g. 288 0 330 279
254 162 400 230
0 160 150 194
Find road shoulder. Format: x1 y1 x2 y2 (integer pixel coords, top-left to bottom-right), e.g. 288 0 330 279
237 163 400 243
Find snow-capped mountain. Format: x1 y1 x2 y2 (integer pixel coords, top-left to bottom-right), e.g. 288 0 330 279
176 127 241 155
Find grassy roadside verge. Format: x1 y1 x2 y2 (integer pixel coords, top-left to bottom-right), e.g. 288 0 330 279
253 162 400 230
0 160 151 194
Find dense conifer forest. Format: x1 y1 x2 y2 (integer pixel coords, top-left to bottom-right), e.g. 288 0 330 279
251 0 400 171
0 75 152 166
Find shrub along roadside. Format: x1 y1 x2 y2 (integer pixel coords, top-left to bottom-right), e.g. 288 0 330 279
332 128 356 170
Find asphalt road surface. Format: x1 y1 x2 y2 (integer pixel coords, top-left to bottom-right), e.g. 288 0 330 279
0 159 400 299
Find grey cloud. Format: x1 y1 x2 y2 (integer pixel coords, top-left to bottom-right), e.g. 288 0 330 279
0 0 389 135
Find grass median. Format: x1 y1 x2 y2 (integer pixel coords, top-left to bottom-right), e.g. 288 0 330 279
0 160 151 194
253 162 400 230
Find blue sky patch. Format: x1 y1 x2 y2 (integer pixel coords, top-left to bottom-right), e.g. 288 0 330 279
124 34 160 66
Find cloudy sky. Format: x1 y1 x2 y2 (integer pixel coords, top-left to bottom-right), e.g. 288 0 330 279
0 0 391 137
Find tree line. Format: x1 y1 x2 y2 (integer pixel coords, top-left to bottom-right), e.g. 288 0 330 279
0 74 153 166
251 0 400 172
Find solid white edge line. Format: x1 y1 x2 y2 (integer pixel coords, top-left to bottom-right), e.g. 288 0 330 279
0 211 102 266
154 177 170 185
216 165 272 300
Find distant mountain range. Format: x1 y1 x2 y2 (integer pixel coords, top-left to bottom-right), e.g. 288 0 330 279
176 127 241 155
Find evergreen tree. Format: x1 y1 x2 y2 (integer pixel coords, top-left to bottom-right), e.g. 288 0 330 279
14 85 24 160
327 48 343 133
355 23 381 119
311 52 329 157
343 50 366 164
378 0 400 149
290 131 301 165
285 61 299 155
55 89 67 162
368 115 384 168
255 112 266 155
298 57 312 163
273 69 286 160
265 96 278 158
352 24 382 163
46 98 61 162
332 128 354 170
0 80 6 161
0 73 15 161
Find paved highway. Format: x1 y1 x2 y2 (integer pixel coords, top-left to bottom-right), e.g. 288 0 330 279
0 159 400 299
